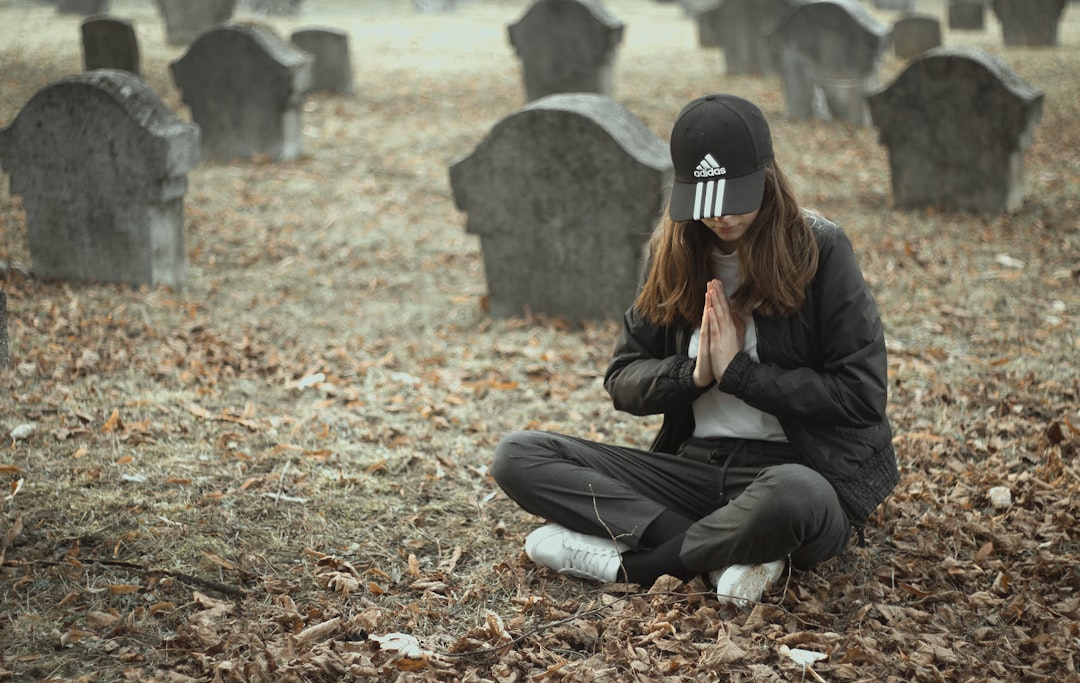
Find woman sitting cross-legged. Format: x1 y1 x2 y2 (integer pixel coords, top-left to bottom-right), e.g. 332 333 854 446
491 93 899 607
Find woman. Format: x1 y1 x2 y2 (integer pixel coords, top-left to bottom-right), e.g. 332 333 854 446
491 94 899 607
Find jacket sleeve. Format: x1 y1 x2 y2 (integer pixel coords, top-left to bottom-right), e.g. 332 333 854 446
718 225 889 428
603 305 708 417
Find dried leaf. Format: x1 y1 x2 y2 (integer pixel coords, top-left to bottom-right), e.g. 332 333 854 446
294 617 341 646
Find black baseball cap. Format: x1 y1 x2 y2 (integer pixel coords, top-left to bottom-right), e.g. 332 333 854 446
668 94 774 222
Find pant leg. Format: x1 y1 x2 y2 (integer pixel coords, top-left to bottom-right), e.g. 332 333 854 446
491 430 724 550
680 462 850 572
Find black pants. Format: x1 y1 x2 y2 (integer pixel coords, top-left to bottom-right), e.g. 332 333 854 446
492 430 851 573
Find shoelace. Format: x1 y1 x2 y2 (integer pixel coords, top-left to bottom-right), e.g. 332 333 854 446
562 537 618 578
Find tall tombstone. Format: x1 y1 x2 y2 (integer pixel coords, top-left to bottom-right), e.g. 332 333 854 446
508 0 624 102
291 28 354 95
767 0 890 126
449 93 672 320
156 0 236 46
170 24 312 162
991 0 1066 46
948 0 985 30
81 16 140 75
868 47 1043 214
0 70 199 288
893 13 941 60
695 0 806 76
0 290 8 369
58 0 109 14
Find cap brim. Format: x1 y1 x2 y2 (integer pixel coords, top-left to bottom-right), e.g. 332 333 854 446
668 168 767 222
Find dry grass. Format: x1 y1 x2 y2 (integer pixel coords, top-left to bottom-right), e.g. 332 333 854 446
1 0 1078 680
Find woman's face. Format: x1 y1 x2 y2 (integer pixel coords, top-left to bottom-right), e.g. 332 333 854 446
700 208 760 253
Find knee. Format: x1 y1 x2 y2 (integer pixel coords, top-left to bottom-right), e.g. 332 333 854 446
491 430 547 491
749 464 839 524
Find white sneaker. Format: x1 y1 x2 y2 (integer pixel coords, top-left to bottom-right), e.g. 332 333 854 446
711 559 786 608
524 523 629 583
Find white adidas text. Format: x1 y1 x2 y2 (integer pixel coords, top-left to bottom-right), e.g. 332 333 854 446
694 167 726 178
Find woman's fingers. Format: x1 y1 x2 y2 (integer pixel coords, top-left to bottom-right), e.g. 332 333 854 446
692 298 713 388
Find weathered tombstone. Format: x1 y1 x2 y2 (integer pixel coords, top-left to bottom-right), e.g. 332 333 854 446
991 0 1066 46
449 93 672 320
508 0 624 102
948 0 985 30
0 70 199 288
58 0 109 15
81 15 140 75
767 0 890 126
694 0 806 75
0 290 8 369
893 13 941 60
291 28 353 95
156 0 236 46
874 0 914 10
868 47 1043 213
170 24 312 161
241 0 303 15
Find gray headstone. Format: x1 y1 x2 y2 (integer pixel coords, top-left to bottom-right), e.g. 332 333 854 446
59 0 109 15
0 290 7 369
449 93 672 320
241 0 303 15
767 0 890 126
893 14 941 60
874 0 914 10
291 28 354 95
81 16 140 75
170 24 312 162
156 0 236 46
695 0 806 76
948 0 985 30
991 0 1066 46
508 0 624 102
868 47 1043 214
0 70 199 288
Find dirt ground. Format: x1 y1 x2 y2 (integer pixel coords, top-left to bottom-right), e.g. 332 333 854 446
1 0 1078 680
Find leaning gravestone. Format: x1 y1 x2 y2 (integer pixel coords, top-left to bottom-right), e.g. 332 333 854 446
0 290 8 369
449 93 672 320
948 0 985 30
768 0 890 126
58 0 109 14
81 15 140 75
291 28 353 95
991 0 1066 46
868 47 1043 214
0 70 199 288
508 0 624 102
156 0 236 46
171 24 312 161
695 0 806 76
893 13 941 60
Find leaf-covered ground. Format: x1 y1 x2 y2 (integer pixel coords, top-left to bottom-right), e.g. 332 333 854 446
1 0 1078 680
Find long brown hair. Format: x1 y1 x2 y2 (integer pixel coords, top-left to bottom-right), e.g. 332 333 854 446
634 161 818 325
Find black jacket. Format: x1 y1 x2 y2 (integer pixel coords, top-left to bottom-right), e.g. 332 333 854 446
604 213 899 527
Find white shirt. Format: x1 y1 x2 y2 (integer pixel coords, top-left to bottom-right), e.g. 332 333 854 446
687 249 787 442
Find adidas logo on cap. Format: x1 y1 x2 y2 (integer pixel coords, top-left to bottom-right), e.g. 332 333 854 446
693 154 726 178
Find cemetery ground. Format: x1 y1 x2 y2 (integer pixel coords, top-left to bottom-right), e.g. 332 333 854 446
0 0 1078 680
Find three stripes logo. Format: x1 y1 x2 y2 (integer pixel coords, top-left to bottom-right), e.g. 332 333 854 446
693 154 726 178
693 154 726 220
